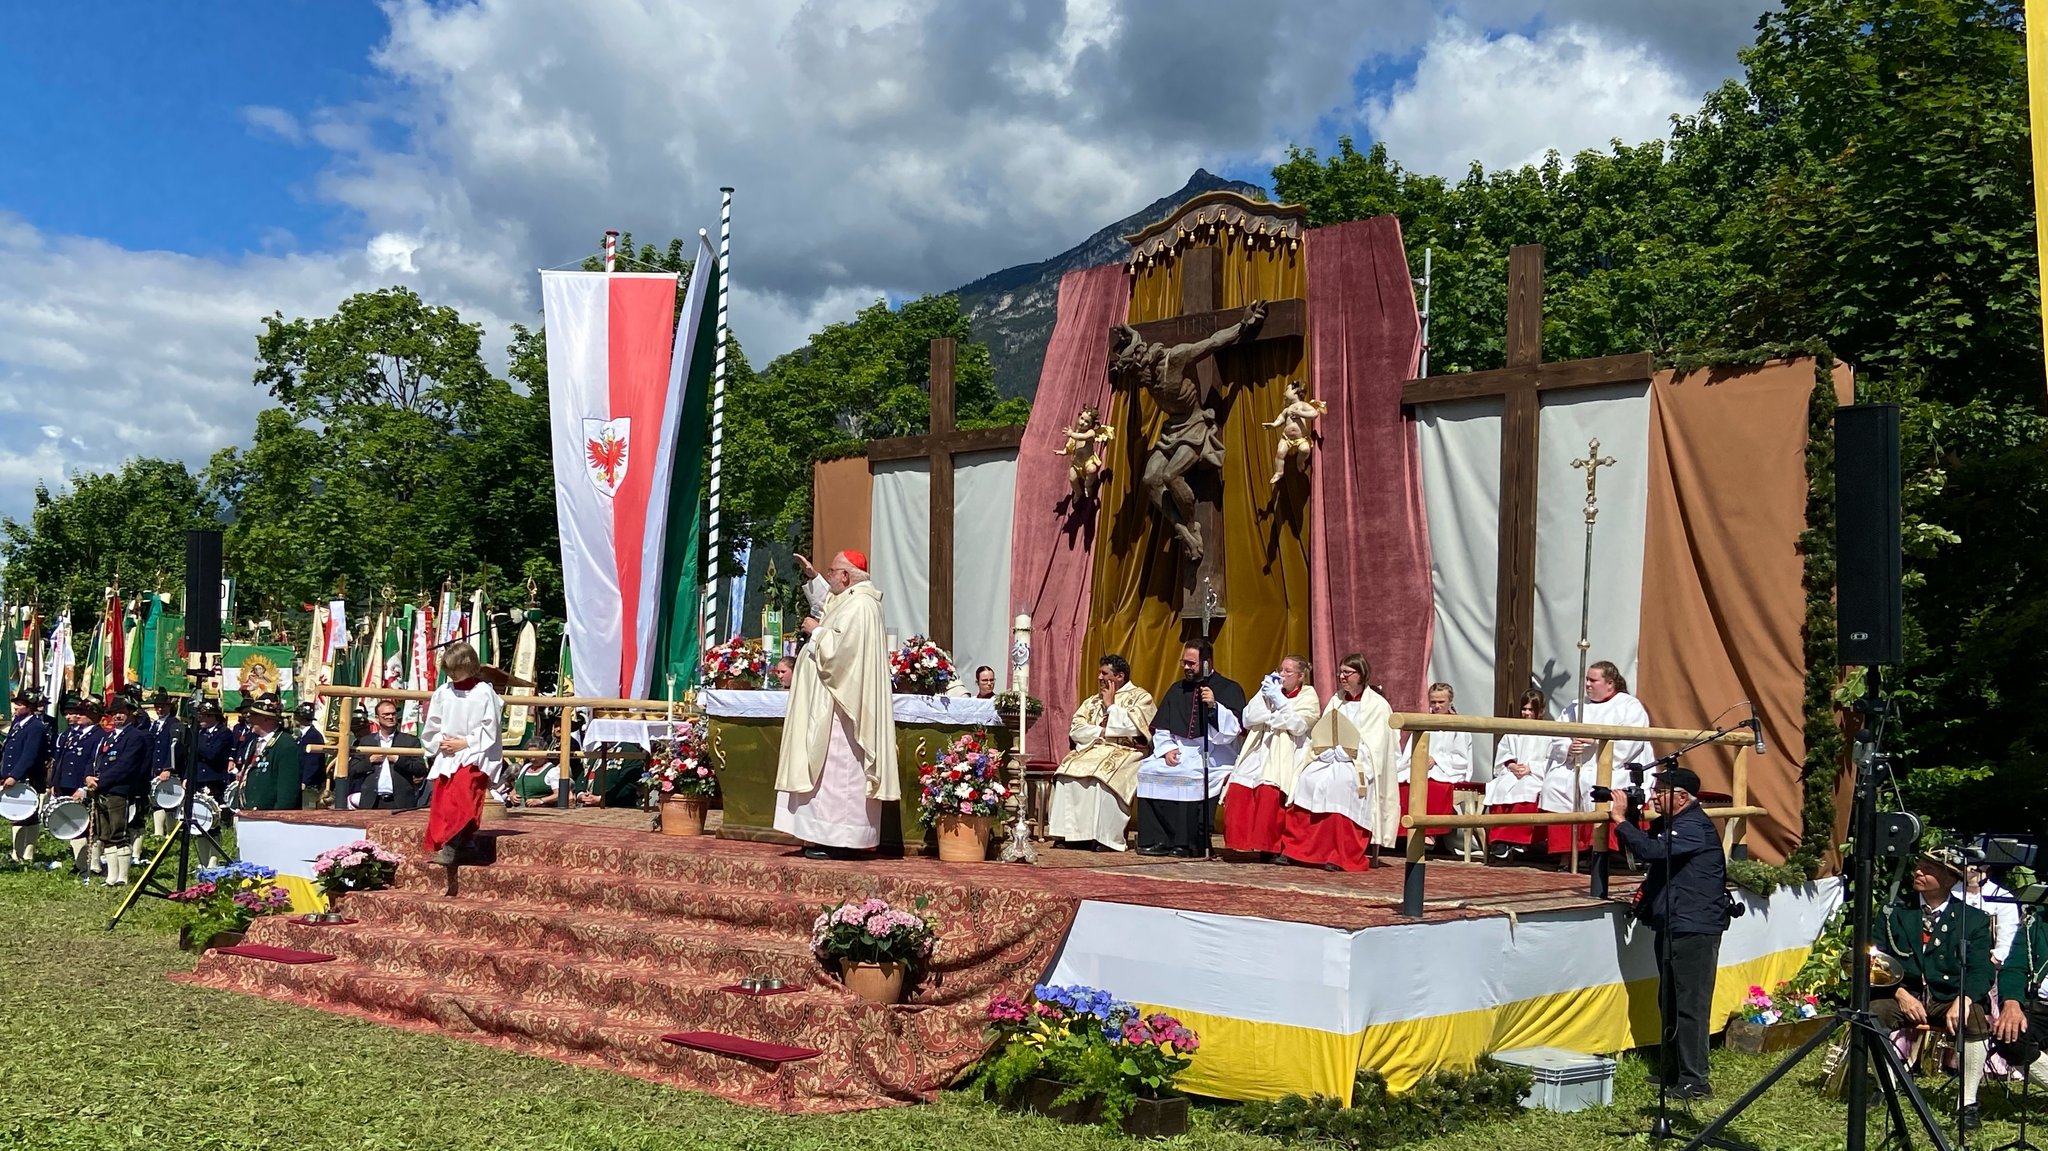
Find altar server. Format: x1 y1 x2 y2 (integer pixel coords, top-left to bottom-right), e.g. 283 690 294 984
1276 653 1395 871
1135 640 1245 857
1048 654 1156 852
1220 655 1317 858
774 551 898 860
1393 682 1470 848
1487 689 1562 863
420 642 506 865
1543 660 1652 857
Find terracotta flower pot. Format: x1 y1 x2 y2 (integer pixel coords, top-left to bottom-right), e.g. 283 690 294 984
660 795 708 837
934 813 990 862
839 959 906 1005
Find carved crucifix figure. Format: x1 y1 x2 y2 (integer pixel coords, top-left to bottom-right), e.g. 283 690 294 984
1109 299 1267 561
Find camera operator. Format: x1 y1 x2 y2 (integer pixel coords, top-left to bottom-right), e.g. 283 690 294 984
1608 766 1730 1100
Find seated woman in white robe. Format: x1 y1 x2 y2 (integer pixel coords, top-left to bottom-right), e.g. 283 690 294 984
1276 652 1395 872
1486 688 1561 862
1221 655 1319 859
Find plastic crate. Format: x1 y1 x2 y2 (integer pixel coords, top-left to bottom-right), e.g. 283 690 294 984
1491 1046 1617 1113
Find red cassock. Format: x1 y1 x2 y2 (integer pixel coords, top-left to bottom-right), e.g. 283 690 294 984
1395 779 1457 838
1277 806 1371 871
1486 800 1542 846
1221 782 1288 855
423 764 490 853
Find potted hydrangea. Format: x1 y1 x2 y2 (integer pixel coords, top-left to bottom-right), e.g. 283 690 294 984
972 983 1198 1136
810 896 938 1004
311 839 404 898
167 862 296 951
1726 980 1828 1054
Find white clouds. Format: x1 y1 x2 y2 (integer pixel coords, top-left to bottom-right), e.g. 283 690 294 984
1364 20 1696 176
239 104 304 143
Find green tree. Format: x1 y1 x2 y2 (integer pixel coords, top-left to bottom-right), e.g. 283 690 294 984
0 458 221 635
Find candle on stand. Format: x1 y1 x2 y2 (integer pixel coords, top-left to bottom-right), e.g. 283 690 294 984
1000 612 1036 864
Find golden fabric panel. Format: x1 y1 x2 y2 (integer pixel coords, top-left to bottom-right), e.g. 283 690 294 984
1083 238 1313 701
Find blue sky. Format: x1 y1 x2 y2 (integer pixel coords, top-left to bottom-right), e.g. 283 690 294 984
0 0 1760 523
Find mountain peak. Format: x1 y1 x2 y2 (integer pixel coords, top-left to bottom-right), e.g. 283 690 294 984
950 169 1269 398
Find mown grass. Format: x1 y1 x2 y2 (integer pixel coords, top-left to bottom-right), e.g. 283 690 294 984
0 861 2031 1150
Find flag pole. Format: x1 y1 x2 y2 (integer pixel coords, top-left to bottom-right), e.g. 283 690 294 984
603 229 619 274
702 186 733 656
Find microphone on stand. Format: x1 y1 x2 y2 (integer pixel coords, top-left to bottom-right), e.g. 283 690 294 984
1746 702 1766 756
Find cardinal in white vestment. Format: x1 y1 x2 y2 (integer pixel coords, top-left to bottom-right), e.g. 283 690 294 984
1276 653 1396 871
1486 688 1563 861
1543 660 1652 856
1221 655 1319 858
1048 655 1156 851
1393 682 1471 844
774 551 899 858
1135 640 1246 857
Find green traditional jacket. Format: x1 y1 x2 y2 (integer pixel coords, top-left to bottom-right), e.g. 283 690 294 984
1999 911 2048 1005
1880 897 1993 1002
238 730 301 811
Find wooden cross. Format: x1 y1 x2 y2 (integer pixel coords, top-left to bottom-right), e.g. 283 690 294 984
1399 245 1653 718
1124 245 1307 619
864 338 1024 651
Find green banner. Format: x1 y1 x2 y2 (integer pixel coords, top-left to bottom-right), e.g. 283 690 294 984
153 612 186 691
222 643 298 710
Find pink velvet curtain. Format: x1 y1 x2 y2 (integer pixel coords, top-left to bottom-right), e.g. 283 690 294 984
1306 217 1433 710
1007 264 1130 756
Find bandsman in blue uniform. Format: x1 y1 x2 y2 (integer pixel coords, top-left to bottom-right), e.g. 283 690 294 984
1872 849 1994 1131
89 694 152 887
294 701 327 809
3 688 53 864
49 696 103 876
146 688 186 838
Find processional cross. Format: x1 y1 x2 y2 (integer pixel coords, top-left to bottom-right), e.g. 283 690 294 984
1570 438 1617 701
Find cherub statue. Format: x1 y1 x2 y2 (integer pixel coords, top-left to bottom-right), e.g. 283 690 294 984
1264 380 1327 484
1053 405 1114 502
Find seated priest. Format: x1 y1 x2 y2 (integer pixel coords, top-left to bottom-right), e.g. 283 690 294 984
1048 654 1155 852
1485 689 1559 863
1276 652 1395 871
774 550 899 860
1135 640 1246 857
1393 681 1470 851
1545 660 1652 858
1221 655 1318 859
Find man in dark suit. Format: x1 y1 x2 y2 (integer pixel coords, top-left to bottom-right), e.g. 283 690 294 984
348 699 425 810
1872 849 1994 1131
49 696 102 876
146 689 187 838
90 694 152 887
3 688 53 864
294 702 328 809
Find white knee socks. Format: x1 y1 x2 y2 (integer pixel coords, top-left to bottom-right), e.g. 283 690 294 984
1962 1037 1987 1105
10 823 33 862
152 808 171 838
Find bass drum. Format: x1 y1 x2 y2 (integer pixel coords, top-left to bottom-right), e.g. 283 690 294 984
0 782 38 824
43 798 90 842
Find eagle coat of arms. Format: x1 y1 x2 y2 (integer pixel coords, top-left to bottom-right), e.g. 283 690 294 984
582 417 631 497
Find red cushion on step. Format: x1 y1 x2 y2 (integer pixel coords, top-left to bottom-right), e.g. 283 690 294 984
217 943 338 964
663 1031 821 1064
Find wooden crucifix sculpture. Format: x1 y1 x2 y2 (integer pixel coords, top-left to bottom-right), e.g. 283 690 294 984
1399 244 1653 718
1113 241 1307 619
864 338 1024 651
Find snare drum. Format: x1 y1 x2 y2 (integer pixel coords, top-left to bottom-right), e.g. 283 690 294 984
43 798 90 841
152 777 187 810
0 782 39 824
188 793 221 834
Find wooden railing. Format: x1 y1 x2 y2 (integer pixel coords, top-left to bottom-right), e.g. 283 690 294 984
1388 712 1765 917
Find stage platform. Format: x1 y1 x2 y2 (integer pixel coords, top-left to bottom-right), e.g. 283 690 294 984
191 808 1838 1109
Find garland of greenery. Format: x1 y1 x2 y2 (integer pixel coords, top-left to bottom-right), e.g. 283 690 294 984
1221 1063 1533 1150
1658 343 1841 879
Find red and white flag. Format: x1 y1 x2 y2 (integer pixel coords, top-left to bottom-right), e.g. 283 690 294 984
542 236 713 700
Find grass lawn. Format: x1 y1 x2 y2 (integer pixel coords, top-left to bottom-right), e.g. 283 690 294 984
0 862 2032 1151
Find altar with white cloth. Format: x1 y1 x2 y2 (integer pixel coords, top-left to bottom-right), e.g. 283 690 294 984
699 690 1005 846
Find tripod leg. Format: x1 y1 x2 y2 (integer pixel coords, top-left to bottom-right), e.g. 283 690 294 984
1682 1016 1847 1151
1865 1025 1958 1151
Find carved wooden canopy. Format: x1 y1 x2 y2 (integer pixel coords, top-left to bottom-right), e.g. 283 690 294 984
1123 190 1308 271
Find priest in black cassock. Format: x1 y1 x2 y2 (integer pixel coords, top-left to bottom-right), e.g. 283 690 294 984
1135 640 1246 857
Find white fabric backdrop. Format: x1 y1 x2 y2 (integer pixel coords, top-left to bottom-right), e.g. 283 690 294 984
868 459 931 646
1415 399 1501 771
952 449 1018 690
1532 384 1651 710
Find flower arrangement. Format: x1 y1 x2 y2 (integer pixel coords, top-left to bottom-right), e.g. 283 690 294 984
641 717 718 801
890 635 955 695
311 839 404 896
809 896 939 971
1734 980 1823 1026
992 690 1044 722
167 861 295 945
917 729 1009 829
973 982 1200 1127
703 637 768 687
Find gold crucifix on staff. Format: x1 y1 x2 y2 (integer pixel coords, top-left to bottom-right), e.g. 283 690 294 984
1570 438 1619 702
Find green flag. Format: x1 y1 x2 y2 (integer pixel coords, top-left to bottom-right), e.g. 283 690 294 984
155 612 186 691
649 246 721 693
0 606 18 702
558 631 574 697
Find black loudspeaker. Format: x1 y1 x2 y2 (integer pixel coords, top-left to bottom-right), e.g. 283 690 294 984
1836 404 1902 666
184 530 224 655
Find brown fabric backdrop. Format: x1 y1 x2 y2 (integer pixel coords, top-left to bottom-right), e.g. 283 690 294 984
1304 217 1431 709
1085 237 1313 699
1007 265 1130 755
1637 358 1841 864
812 456 872 567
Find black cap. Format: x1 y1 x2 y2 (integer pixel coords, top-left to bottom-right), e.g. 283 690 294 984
1659 766 1703 796
11 687 45 708
151 688 174 707
108 694 143 714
